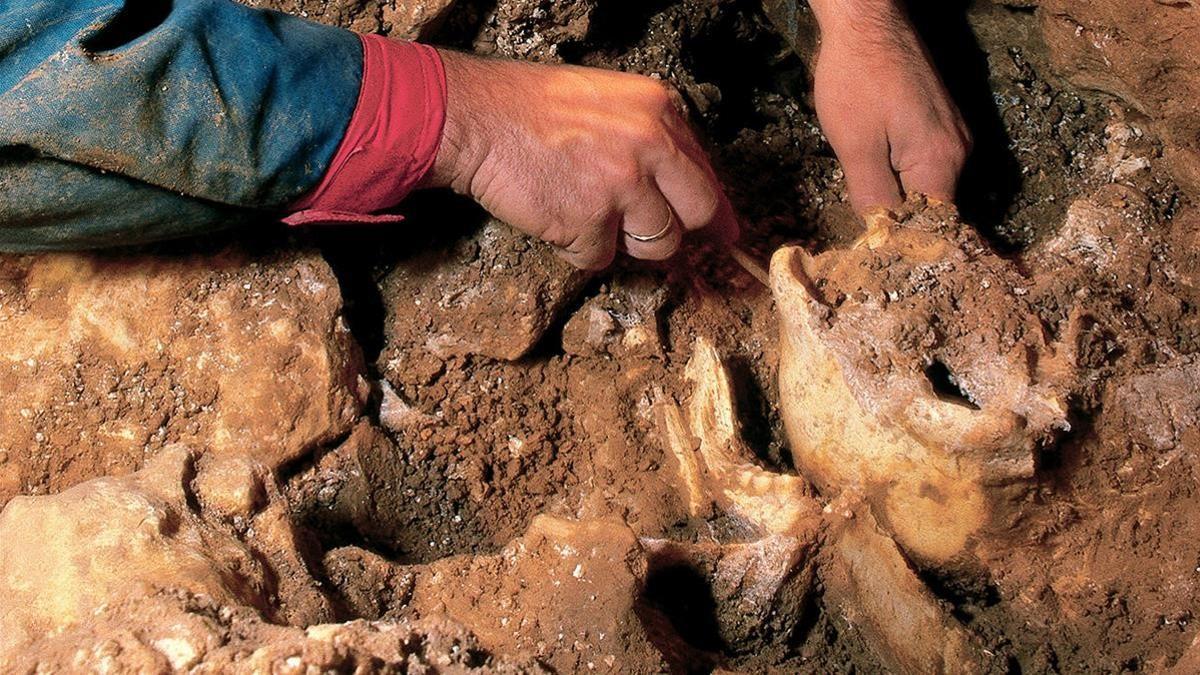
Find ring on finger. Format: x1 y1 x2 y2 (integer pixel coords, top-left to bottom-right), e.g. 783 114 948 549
626 210 676 243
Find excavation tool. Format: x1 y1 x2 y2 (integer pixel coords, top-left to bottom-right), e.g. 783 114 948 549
729 245 770 286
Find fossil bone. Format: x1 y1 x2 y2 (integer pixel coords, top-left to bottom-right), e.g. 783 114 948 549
657 337 820 537
770 199 1073 564
656 335 982 669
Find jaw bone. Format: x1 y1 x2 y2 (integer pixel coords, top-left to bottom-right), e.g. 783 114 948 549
770 199 1073 565
655 336 982 670
653 337 822 652
658 337 820 537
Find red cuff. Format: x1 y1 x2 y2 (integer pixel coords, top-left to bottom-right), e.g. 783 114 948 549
285 35 447 227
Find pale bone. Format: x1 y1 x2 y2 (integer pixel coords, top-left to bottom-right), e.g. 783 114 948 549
657 337 819 536
652 337 819 653
823 494 982 675
655 337 982 670
770 200 1073 564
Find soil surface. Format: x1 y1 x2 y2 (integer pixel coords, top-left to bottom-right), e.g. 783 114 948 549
2 0 1200 673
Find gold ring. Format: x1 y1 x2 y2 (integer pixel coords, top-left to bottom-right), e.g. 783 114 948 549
626 211 676 243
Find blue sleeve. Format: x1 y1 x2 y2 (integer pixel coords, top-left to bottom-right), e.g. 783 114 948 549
0 0 363 251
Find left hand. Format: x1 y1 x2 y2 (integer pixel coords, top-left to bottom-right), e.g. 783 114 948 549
811 1 972 214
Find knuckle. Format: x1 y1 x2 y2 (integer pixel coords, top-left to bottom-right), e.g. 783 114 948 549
635 77 683 114
943 135 970 161
694 192 722 226
601 159 643 193
628 122 666 152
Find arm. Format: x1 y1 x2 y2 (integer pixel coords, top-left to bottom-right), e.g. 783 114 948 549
1 0 735 267
808 0 971 213
0 0 364 250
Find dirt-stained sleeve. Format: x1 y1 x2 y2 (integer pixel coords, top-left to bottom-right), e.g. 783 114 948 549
0 0 364 251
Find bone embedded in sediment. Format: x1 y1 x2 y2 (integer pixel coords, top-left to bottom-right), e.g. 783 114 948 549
770 199 1072 564
823 497 985 674
655 338 820 538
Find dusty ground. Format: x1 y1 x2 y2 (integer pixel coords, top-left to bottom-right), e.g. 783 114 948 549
2 0 1199 672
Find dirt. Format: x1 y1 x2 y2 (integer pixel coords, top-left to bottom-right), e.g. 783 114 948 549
3 0 1200 672
0 242 364 509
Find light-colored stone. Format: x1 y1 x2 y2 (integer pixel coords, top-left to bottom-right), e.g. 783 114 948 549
0 249 365 508
0 447 334 661
383 0 458 40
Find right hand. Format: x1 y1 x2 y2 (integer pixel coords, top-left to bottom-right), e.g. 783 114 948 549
423 50 739 271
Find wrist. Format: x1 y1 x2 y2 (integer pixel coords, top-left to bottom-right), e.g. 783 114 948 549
810 0 910 45
422 49 489 193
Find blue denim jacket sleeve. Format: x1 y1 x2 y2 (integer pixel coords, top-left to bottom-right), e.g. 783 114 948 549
0 0 363 250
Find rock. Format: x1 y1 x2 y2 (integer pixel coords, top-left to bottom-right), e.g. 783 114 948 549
1101 356 1200 455
562 276 668 359
383 0 459 40
1040 0 1200 195
0 249 365 508
239 0 457 38
481 0 599 62
399 516 668 674
770 199 1072 565
0 447 335 661
761 0 819 63
1030 184 1156 284
380 218 589 361
240 0 385 33
7 591 542 673
0 445 549 672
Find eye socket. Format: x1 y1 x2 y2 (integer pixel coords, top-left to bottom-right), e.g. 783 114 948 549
924 359 980 410
82 0 173 56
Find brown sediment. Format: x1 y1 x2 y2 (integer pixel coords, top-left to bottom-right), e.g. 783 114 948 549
1 0 1199 672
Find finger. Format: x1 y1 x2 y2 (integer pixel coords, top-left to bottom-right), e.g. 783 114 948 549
621 182 683 261
897 145 967 205
650 127 740 243
554 213 620 271
838 139 904 215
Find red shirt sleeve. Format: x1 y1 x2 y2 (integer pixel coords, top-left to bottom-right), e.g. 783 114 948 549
284 34 447 226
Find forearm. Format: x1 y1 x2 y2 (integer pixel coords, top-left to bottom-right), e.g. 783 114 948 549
0 0 453 250
808 0 913 42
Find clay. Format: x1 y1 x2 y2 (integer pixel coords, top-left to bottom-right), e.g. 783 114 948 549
380 218 589 362
7 592 542 673
0 249 364 508
401 516 668 673
322 517 670 672
771 199 1072 565
1040 0 1200 195
383 0 459 40
476 0 599 62
562 275 668 359
242 0 457 37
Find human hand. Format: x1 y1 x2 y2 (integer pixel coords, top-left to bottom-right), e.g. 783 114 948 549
810 0 971 214
423 50 738 270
